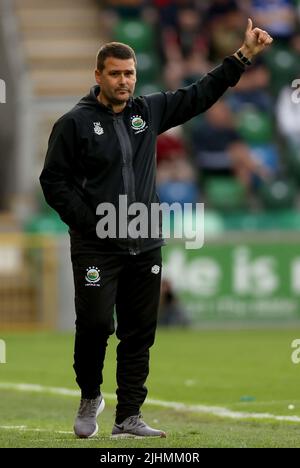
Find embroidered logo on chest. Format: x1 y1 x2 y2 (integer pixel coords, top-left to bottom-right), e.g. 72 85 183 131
131 115 148 134
93 122 104 135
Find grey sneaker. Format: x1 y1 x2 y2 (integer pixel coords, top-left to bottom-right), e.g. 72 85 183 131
111 414 166 439
74 395 105 438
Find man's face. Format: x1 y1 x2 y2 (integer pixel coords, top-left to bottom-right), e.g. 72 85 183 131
95 57 137 106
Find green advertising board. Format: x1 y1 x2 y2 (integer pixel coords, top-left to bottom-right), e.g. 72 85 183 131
162 235 300 323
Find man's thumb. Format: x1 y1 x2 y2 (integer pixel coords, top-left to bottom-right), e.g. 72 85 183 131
246 18 253 33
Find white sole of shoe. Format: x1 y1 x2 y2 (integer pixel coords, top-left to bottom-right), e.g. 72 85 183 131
97 397 106 417
111 432 166 439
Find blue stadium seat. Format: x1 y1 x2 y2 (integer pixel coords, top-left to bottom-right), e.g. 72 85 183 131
250 144 280 188
250 144 280 174
157 181 199 207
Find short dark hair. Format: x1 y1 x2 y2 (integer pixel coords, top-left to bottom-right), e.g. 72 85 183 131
96 42 137 71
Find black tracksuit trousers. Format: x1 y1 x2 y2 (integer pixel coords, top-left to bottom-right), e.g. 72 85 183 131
71 247 162 423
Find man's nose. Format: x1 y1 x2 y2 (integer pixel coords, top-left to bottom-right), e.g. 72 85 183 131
119 74 126 84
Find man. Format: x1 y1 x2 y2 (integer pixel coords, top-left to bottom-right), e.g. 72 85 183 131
40 19 272 439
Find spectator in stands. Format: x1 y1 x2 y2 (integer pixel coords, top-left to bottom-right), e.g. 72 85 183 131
204 0 246 61
191 100 269 188
276 80 300 148
156 126 187 165
153 0 180 29
247 0 296 42
227 58 273 113
175 6 207 58
157 126 199 204
153 0 204 63
157 158 199 206
156 126 199 206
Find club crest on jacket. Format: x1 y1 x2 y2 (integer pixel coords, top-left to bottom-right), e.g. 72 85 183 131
93 122 104 135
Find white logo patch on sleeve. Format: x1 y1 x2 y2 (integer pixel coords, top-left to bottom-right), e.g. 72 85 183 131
151 265 160 275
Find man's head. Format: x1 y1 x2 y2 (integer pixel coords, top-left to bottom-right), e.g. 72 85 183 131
95 42 137 109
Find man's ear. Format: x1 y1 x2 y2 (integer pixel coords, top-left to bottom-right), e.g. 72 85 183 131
95 69 101 85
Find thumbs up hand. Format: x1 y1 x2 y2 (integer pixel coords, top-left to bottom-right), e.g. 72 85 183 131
235 18 273 63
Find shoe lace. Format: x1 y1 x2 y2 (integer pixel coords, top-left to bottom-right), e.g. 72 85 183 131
78 398 100 418
126 414 145 429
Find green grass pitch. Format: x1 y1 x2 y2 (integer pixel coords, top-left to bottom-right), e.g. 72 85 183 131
1 328 300 448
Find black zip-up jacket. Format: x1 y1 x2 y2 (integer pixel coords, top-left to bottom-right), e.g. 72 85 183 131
40 56 245 255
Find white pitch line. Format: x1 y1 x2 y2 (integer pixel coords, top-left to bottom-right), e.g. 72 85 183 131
0 382 300 424
0 425 72 434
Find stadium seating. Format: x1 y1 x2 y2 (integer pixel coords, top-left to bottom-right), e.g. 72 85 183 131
223 210 300 231
204 176 246 211
250 144 280 189
236 109 274 145
14 0 106 97
24 213 67 234
113 19 155 52
251 144 280 174
285 142 300 183
264 45 300 96
135 82 162 96
259 177 297 210
157 181 199 207
135 51 160 82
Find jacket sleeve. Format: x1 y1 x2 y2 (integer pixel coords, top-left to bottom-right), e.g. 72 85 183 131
145 56 245 135
39 116 96 234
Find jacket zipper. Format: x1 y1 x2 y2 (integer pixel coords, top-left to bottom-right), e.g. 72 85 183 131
113 115 140 255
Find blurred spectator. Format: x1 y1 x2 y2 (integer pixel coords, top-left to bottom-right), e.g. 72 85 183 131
156 127 198 206
153 0 180 29
157 157 195 185
158 278 190 327
101 0 282 212
157 158 199 206
163 55 210 90
276 82 300 148
175 7 207 58
182 51 211 86
191 100 269 188
156 126 188 164
204 0 245 60
163 59 186 90
248 0 296 42
159 7 210 85
205 0 241 20
291 30 300 55
227 58 273 113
